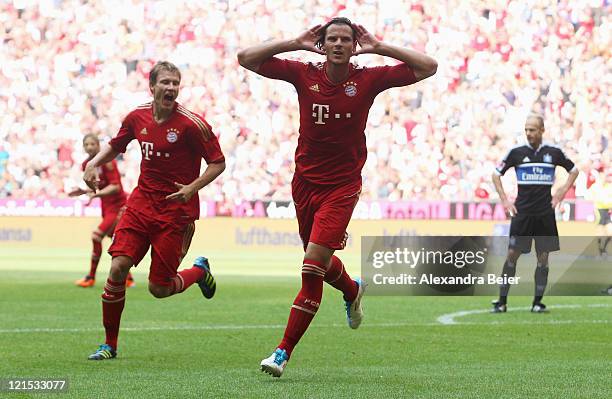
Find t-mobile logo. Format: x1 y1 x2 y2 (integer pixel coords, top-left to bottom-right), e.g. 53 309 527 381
312 103 351 125
141 141 154 160
140 141 170 160
312 103 329 124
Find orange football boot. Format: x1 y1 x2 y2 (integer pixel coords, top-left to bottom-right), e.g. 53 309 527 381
75 275 95 288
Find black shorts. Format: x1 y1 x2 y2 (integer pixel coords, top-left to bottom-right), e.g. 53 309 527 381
509 212 560 254
597 209 611 225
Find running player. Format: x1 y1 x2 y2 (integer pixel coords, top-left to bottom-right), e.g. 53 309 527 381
238 17 437 377
69 134 134 288
83 61 225 360
491 114 578 313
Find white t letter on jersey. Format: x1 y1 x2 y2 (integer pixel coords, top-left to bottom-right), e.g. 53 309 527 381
312 104 330 125
141 141 154 160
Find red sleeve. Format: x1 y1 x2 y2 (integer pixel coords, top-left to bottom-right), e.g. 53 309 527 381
369 64 418 94
109 112 135 153
187 117 225 164
103 160 121 185
257 57 305 84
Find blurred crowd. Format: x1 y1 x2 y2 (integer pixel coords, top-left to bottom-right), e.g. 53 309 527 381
1 0 610 203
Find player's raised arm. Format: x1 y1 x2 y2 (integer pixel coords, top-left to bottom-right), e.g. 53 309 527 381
352 24 437 82
68 187 89 197
83 144 119 191
237 25 325 73
89 183 120 198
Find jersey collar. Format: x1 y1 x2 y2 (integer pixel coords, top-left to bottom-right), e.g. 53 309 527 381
526 142 543 153
322 62 355 86
151 102 178 125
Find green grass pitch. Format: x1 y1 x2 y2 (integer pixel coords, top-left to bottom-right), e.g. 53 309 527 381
0 248 610 398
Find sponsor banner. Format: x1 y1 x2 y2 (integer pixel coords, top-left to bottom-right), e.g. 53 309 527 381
1 199 596 221
217 200 596 221
0 199 100 217
362 236 610 295
0 199 216 218
0 217 598 255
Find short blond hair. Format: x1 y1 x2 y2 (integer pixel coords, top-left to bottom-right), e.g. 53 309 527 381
149 61 181 86
526 113 544 129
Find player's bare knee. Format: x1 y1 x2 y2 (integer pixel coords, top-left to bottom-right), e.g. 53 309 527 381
91 231 104 242
304 243 334 269
148 283 171 298
109 256 133 280
536 252 549 266
507 249 521 263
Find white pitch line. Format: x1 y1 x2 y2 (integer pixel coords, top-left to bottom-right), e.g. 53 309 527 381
0 322 441 334
1 314 610 334
436 303 612 325
0 324 287 334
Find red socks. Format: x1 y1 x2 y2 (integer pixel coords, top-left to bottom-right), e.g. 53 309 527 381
89 239 102 277
278 259 325 357
170 266 205 294
325 255 358 302
101 278 126 350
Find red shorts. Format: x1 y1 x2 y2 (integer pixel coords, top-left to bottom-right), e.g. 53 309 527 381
108 207 195 286
98 207 125 236
292 174 361 250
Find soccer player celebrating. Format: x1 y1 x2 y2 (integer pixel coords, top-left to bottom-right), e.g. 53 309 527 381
491 114 578 313
238 18 437 377
83 61 225 360
69 134 134 288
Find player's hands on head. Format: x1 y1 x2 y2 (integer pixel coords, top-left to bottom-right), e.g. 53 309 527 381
83 165 100 193
165 182 196 203
502 199 518 217
296 25 325 55
352 24 380 56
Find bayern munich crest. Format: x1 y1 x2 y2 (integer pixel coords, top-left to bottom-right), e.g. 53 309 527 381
166 128 179 143
344 81 358 97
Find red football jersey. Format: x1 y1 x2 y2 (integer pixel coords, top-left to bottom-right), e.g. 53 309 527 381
109 102 225 223
81 159 127 214
258 58 418 185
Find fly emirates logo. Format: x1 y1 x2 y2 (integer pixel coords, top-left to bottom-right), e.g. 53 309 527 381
520 166 553 183
312 103 352 125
